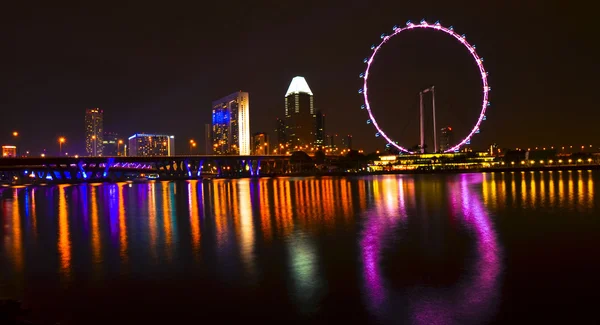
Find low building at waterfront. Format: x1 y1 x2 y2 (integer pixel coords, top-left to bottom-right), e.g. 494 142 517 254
1 145 17 158
128 133 175 156
370 152 497 171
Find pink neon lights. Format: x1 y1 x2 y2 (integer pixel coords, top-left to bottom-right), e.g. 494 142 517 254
362 21 490 153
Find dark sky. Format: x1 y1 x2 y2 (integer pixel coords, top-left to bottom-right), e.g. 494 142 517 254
1 0 596 155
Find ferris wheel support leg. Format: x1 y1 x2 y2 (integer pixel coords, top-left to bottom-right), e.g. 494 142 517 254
419 91 425 153
432 86 437 153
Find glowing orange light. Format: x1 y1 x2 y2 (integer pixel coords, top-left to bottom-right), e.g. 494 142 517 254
12 131 18 137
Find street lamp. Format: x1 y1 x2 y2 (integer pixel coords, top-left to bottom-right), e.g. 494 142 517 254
189 139 195 154
118 139 123 156
59 137 66 156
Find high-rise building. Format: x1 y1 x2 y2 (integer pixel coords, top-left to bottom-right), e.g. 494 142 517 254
2 145 17 158
342 134 353 150
212 91 250 155
253 132 269 155
85 108 104 156
204 123 212 155
275 117 287 152
102 132 119 156
315 110 325 148
326 134 338 151
285 76 315 151
440 127 454 152
128 133 175 156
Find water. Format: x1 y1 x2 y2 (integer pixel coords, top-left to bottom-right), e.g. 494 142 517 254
1 171 599 324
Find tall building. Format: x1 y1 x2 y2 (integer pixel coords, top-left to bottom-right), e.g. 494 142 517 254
253 132 269 155
102 132 119 156
315 110 325 148
212 91 250 155
342 134 353 150
128 133 175 156
285 76 315 150
440 127 454 152
204 123 212 155
85 108 104 156
275 117 287 153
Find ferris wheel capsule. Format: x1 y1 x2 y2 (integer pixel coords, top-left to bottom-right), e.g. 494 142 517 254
367 119 371 125
435 20 441 25
371 44 375 50
483 115 487 121
420 19 427 25
380 33 386 39
359 72 365 78
363 58 368 63
461 34 466 39
375 132 380 137
361 104 365 110
449 25 454 30
405 20 412 26
487 102 491 107
358 88 363 94
392 25 399 31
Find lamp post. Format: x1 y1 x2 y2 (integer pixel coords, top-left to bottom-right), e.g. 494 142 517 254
12 131 19 157
59 137 66 156
118 139 123 156
189 139 195 154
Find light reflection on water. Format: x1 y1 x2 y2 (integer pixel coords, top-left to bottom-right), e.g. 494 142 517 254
0 172 597 324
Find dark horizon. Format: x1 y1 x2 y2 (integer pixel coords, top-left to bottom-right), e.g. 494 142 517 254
1 1 596 155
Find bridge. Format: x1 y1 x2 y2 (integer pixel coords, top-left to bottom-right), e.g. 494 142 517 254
0 155 300 184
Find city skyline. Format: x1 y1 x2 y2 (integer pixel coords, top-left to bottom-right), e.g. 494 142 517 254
0 2 596 155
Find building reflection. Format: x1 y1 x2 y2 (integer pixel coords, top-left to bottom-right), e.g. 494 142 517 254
58 184 71 278
236 179 256 280
90 185 101 265
118 183 128 263
187 180 201 254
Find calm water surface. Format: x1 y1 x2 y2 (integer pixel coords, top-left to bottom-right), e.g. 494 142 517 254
1 172 599 324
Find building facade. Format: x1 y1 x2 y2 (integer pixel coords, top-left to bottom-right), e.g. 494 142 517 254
274 117 288 153
212 91 250 155
1 145 17 158
440 127 454 152
85 108 104 156
128 133 175 156
285 76 315 151
252 132 269 155
342 134 353 150
315 110 325 148
102 132 120 156
204 123 212 155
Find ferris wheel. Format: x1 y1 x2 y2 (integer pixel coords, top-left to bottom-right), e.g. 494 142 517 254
359 19 490 153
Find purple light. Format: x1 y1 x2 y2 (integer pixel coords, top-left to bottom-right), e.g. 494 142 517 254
362 21 490 153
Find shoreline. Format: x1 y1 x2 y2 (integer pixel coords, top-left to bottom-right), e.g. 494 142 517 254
1 164 598 187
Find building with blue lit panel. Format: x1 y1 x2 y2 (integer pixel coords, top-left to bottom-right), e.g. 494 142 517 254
212 91 250 155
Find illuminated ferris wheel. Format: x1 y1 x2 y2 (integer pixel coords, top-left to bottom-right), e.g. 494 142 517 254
359 19 490 153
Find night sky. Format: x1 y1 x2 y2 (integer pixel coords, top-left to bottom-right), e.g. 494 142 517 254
1 1 596 155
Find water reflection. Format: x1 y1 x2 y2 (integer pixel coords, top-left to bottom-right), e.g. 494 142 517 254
482 170 595 211
58 185 71 278
362 174 502 324
0 174 597 324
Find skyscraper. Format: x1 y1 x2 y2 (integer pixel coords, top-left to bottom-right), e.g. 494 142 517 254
275 117 287 153
128 133 175 156
85 108 103 156
212 91 250 155
342 134 353 150
440 127 454 152
315 110 325 148
285 76 314 151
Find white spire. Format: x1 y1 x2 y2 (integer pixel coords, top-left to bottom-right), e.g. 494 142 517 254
285 76 313 97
